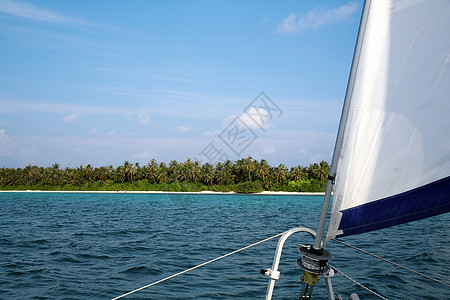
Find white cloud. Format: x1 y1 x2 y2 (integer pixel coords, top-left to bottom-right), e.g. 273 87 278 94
297 148 307 155
223 107 270 131
107 131 116 136
242 107 270 129
279 14 298 33
0 99 133 115
63 112 82 123
204 129 221 136
279 2 359 33
88 126 99 135
261 145 276 155
0 129 15 155
174 125 191 133
137 110 150 125
0 0 89 25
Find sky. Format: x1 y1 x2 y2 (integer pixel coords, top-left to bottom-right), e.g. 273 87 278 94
0 0 363 168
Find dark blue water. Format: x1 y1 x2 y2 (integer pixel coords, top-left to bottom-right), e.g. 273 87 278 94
0 192 448 299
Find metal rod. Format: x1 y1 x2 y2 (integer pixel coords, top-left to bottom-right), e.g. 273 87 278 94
264 226 318 300
313 0 373 249
325 274 335 300
313 178 334 249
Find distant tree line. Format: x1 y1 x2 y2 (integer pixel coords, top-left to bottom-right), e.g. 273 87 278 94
0 157 330 193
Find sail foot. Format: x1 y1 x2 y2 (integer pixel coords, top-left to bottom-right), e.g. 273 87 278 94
336 175 450 237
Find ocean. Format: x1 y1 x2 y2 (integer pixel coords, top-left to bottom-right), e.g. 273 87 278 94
0 192 448 299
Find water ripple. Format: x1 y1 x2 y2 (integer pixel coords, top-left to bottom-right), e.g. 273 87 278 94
0 192 448 300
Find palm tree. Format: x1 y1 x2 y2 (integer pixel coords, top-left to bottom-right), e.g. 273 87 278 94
146 159 158 184
243 156 255 181
114 165 125 184
182 159 201 183
168 160 179 183
24 165 40 186
318 161 330 182
275 164 288 184
64 167 77 186
2 167 19 187
123 161 136 183
308 161 329 182
41 164 62 187
289 166 305 182
222 160 235 185
191 160 202 183
85 164 94 182
263 172 275 190
134 162 143 181
95 166 110 182
201 163 215 186
214 162 225 185
176 161 188 182
256 159 270 182
234 158 245 182
308 163 320 180
157 162 168 183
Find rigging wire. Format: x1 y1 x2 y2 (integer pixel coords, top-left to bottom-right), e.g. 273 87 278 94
111 230 449 300
330 264 389 300
111 231 287 300
332 238 450 288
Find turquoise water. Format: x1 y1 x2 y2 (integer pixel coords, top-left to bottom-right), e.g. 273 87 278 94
0 192 448 299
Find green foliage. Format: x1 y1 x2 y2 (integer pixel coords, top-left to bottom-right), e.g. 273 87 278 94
167 182 181 192
234 180 264 193
288 179 327 192
209 185 233 192
0 158 329 193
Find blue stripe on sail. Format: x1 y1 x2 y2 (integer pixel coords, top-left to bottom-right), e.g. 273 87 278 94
337 176 450 237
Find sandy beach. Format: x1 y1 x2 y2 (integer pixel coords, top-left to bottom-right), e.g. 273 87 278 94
0 190 325 196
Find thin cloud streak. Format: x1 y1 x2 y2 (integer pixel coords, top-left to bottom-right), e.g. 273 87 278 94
0 99 134 115
279 2 359 33
174 125 191 133
0 0 126 35
89 66 201 84
1 23 122 57
137 110 150 125
0 0 89 25
63 112 82 123
88 126 100 135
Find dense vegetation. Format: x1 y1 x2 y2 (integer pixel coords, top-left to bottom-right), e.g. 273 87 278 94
0 157 330 193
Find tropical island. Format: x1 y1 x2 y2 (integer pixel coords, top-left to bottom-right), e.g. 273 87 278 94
0 157 330 193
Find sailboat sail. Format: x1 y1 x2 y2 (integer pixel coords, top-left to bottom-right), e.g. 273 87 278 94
326 0 450 240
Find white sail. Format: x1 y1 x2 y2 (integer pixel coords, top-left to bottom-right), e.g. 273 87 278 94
326 0 450 240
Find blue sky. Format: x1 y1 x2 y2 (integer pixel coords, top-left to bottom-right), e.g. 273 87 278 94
0 0 363 168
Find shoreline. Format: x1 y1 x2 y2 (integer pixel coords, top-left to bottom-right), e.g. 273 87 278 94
0 190 325 196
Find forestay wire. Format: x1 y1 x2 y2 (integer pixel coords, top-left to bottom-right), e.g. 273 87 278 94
111 231 287 300
332 238 450 288
111 230 449 300
330 264 389 300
